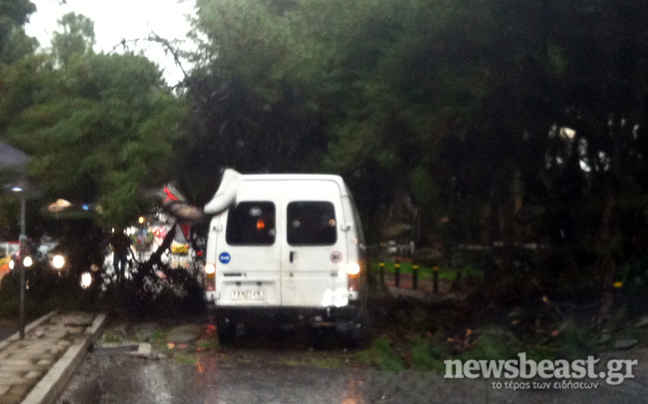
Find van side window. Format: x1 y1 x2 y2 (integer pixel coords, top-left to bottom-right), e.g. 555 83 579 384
226 202 276 246
287 201 337 246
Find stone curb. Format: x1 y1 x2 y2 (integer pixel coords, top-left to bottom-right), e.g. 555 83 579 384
0 310 59 351
85 313 108 339
19 313 109 404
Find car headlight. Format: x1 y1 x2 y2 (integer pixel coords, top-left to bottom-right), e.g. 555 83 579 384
52 254 65 270
80 272 92 288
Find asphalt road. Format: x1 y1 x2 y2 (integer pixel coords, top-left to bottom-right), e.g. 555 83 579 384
56 341 648 404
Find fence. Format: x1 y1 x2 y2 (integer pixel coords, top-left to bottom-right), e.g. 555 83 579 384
375 260 441 295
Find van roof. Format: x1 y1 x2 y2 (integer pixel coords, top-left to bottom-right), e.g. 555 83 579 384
239 174 349 196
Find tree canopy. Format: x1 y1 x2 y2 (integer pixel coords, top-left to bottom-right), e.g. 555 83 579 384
1 0 648 310
180 0 648 309
1 12 184 228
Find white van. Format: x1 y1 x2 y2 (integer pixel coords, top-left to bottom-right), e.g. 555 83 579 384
203 171 368 344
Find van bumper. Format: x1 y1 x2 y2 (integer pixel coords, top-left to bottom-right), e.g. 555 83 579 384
211 304 364 327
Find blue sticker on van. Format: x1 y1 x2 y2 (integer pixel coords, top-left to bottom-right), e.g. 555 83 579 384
219 252 231 264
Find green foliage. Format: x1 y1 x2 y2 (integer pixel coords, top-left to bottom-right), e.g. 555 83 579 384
173 353 199 365
0 25 37 64
196 339 220 351
0 265 85 318
410 334 449 371
0 0 36 62
0 13 185 229
6 50 183 226
147 330 169 351
369 261 484 282
558 323 596 360
409 166 438 206
0 0 37 139
355 335 407 371
461 331 516 362
310 357 343 369
355 330 450 371
51 12 95 66
0 0 647 325
101 331 124 344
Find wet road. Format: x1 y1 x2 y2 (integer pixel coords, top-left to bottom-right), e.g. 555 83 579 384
57 346 648 404
53 315 648 404
59 353 371 404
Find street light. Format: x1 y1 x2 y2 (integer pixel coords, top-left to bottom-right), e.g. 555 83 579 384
0 143 33 340
11 183 27 339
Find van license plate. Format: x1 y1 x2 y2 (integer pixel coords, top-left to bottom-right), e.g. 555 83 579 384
231 290 266 300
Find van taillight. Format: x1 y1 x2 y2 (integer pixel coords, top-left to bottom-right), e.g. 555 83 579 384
347 261 361 291
206 263 216 291
348 273 359 291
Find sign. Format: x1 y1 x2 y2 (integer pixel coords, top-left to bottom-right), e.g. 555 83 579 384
219 252 231 264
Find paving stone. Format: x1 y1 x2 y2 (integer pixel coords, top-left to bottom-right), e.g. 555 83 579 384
0 312 102 404
10 347 50 354
47 331 70 339
24 370 41 379
130 343 153 358
0 394 21 404
0 370 26 377
0 362 36 369
0 377 29 386
0 365 36 372
11 351 54 359
5 384 31 401
8 355 39 362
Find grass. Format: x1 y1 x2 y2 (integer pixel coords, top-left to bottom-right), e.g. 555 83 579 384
355 335 407 371
148 330 169 351
277 360 301 367
196 339 220 351
311 357 344 368
368 262 484 282
102 331 124 344
173 353 199 364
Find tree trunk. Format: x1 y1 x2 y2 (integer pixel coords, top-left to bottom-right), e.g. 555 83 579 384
134 222 177 289
597 194 616 328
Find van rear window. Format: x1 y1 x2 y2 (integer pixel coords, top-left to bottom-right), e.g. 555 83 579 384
287 201 337 246
226 202 276 245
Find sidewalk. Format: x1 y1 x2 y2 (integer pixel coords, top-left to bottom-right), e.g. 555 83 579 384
0 311 107 404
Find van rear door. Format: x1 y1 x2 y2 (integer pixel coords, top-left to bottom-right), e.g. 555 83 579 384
281 181 349 308
215 181 282 306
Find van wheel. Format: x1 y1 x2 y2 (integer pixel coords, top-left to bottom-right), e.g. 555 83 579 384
217 318 237 345
308 326 333 349
336 313 370 348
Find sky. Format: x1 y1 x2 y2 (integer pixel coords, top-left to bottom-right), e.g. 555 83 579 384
25 0 196 86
